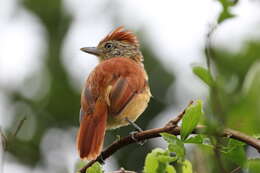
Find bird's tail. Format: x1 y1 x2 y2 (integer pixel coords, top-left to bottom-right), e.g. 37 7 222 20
76 99 107 160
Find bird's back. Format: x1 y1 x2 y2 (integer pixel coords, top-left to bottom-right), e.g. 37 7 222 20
87 57 147 89
83 57 150 129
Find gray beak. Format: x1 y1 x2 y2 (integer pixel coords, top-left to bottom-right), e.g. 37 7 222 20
80 47 100 56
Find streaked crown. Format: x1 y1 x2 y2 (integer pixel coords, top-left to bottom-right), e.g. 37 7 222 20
81 26 143 62
98 26 139 47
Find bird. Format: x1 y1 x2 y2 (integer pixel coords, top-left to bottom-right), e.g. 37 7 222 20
77 26 151 160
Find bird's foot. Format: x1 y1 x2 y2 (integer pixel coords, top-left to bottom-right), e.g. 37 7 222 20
116 135 121 141
110 129 121 141
125 117 147 145
97 154 105 164
129 131 146 146
125 117 143 132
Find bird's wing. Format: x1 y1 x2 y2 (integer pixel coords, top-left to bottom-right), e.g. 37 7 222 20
79 87 96 122
108 76 142 116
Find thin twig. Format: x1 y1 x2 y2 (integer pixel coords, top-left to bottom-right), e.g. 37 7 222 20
0 116 27 151
0 116 27 173
205 23 228 172
230 166 241 173
205 24 217 74
205 24 227 123
214 142 228 173
165 100 193 127
111 168 136 173
13 116 27 137
0 128 7 151
79 110 260 173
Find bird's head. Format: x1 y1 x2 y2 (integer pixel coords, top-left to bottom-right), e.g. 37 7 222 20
81 26 143 62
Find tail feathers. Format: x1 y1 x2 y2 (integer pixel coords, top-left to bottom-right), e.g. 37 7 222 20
77 100 107 160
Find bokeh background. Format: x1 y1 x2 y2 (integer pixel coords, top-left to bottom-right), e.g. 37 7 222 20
0 0 260 172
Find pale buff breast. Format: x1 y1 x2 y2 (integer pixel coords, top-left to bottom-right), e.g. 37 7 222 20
106 86 151 130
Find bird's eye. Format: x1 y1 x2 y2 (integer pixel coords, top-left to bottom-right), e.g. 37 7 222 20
104 43 113 49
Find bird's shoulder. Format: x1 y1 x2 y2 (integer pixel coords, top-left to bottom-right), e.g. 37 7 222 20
88 57 145 82
97 57 144 75
85 57 147 93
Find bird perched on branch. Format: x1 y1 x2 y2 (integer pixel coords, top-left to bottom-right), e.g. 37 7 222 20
77 26 151 160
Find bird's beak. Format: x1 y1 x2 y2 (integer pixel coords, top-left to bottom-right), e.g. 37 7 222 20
80 47 101 56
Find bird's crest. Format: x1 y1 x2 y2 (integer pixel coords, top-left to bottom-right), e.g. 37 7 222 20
99 26 139 46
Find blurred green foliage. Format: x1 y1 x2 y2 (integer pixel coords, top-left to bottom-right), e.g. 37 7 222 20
192 66 214 87
217 0 237 24
144 148 177 173
85 162 103 173
247 159 260 173
7 0 78 166
210 41 260 134
189 0 260 172
142 133 193 173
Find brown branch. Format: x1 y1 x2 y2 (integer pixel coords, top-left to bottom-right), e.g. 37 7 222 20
224 128 260 152
79 109 260 173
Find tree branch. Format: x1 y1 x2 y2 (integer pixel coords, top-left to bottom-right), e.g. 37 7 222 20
79 105 260 173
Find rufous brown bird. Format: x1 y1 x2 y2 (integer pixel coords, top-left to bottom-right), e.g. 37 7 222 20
77 26 151 160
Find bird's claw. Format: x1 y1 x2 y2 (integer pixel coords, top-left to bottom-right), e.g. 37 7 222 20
130 131 146 146
97 154 105 164
116 135 121 141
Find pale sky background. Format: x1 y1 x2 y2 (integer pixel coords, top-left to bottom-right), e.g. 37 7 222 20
0 0 260 172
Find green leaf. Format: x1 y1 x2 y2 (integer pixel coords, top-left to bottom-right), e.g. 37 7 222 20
161 133 185 161
181 100 203 140
184 135 215 150
157 154 177 163
247 159 260 173
192 66 214 86
144 148 177 173
185 134 205 144
144 150 159 173
166 165 176 173
221 139 246 166
86 162 103 173
75 160 88 173
253 134 260 139
181 160 193 173
217 0 236 24
218 10 235 24
222 145 246 166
